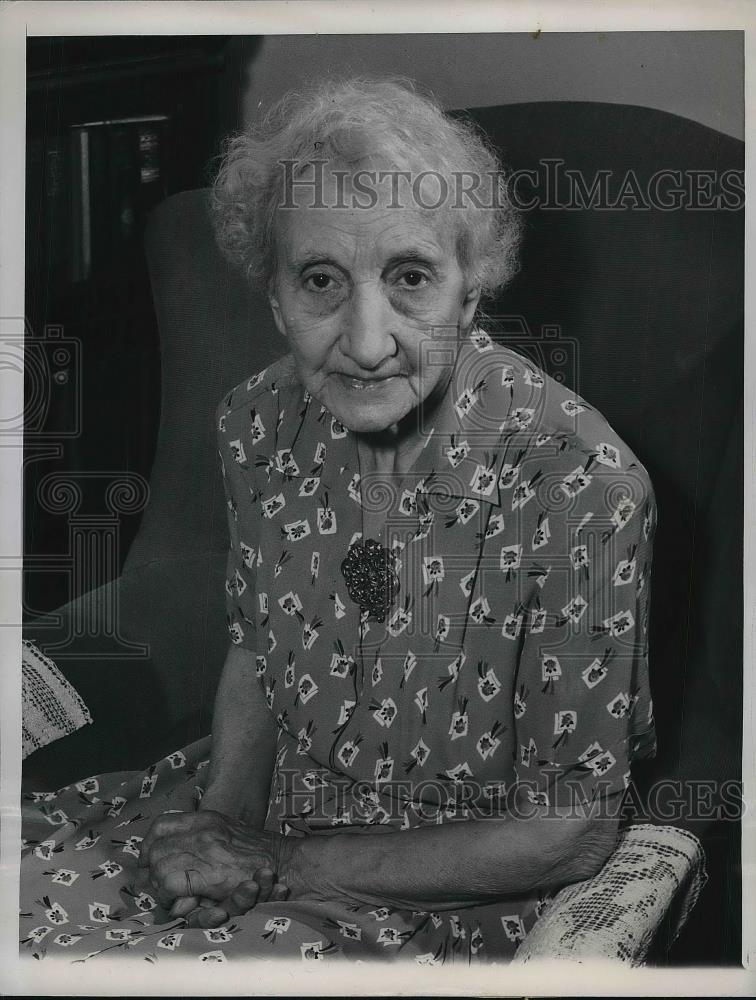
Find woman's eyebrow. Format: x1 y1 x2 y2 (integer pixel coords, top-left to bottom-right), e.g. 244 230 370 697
382 248 443 270
287 253 344 273
286 245 445 273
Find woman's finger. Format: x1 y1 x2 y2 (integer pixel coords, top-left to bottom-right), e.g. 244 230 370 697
178 895 218 925
269 882 290 902
224 878 260 915
182 880 290 926
138 811 197 866
143 830 222 872
168 895 200 919
139 810 223 867
186 904 229 929
150 852 226 905
221 876 289 917
253 867 274 903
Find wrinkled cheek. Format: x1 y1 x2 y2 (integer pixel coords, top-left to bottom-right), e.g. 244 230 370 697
417 333 457 379
291 327 342 373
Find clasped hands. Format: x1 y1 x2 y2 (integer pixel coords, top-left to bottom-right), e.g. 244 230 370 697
135 810 291 929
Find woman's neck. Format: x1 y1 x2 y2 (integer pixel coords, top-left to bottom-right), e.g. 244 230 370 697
356 429 422 477
356 367 453 477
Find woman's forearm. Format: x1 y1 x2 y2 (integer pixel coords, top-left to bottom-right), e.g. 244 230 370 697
200 643 278 828
282 805 621 910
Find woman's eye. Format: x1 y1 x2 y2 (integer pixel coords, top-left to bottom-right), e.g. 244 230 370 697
399 270 429 288
305 273 334 291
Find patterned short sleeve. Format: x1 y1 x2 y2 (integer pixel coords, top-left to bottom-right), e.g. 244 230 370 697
512 463 658 807
216 396 260 654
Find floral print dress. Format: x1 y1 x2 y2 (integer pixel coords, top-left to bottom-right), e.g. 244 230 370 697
20 329 657 966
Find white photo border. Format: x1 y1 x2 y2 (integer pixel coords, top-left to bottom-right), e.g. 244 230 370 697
1 1 753 995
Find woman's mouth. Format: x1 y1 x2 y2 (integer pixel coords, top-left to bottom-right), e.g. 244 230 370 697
337 374 398 392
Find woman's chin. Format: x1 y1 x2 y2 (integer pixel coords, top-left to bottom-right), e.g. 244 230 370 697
324 386 416 434
337 403 410 434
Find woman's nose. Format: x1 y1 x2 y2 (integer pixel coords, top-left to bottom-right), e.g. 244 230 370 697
339 284 397 371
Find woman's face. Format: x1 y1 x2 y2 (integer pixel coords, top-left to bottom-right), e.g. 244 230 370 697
268 165 481 436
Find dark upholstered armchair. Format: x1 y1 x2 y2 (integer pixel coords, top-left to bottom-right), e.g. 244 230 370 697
24 102 743 963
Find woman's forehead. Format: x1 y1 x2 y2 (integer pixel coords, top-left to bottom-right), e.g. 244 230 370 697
277 162 457 262
282 158 448 209
276 202 456 267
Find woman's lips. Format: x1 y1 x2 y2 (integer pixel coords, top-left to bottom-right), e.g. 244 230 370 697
336 373 400 392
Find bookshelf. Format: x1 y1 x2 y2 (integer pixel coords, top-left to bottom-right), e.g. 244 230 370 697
25 36 260 615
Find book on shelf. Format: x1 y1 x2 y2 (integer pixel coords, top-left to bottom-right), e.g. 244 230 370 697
26 133 69 301
68 115 171 285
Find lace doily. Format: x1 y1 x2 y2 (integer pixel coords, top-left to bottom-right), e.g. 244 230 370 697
22 639 92 759
512 822 708 964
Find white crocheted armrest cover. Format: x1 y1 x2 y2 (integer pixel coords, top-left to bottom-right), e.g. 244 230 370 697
512 823 707 965
22 639 92 759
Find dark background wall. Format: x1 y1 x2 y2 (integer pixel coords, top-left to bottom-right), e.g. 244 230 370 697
24 36 261 615
244 32 744 139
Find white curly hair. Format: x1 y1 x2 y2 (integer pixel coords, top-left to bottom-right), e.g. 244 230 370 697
212 75 523 301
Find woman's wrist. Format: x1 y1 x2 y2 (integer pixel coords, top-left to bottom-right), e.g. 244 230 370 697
198 784 238 816
274 834 307 897
199 783 268 829
274 832 374 904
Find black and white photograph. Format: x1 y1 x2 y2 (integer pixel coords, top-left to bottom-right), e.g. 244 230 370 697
1 1 752 994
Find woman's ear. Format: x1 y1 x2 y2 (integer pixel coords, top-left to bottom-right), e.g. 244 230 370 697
460 284 482 330
268 288 287 339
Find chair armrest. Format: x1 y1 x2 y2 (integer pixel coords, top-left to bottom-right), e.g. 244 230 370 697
22 639 92 759
23 554 228 788
512 823 707 965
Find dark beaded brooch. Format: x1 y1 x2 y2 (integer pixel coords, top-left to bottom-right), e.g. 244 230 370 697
340 537 400 622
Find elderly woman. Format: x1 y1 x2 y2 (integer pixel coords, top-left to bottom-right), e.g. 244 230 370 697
20 77 656 965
